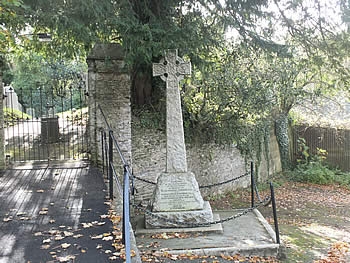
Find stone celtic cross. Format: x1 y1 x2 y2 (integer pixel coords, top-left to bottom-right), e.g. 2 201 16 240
153 49 191 173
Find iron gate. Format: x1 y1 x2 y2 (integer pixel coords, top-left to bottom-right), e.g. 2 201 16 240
4 85 89 162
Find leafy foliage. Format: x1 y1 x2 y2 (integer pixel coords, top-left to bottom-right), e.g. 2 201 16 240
288 143 350 185
1 0 350 173
3 107 31 126
11 50 87 114
0 0 26 52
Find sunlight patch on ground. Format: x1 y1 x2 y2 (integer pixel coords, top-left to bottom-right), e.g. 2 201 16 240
300 223 350 242
0 234 16 256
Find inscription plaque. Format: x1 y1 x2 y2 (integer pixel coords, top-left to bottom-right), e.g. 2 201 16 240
151 173 204 212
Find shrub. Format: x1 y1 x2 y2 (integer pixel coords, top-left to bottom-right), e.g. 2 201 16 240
290 141 350 185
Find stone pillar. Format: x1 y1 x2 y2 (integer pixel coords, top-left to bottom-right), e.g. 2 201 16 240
0 73 5 169
86 44 132 168
146 50 214 228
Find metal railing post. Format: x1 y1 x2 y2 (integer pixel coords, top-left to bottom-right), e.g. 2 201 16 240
109 130 114 200
123 165 131 263
101 130 105 175
270 182 280 244
251 162 254 208
98 105 131 262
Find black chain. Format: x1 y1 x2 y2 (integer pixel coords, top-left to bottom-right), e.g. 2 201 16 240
133 175 156 185
133 172 250 189
199 172 250 188
132 195 271 228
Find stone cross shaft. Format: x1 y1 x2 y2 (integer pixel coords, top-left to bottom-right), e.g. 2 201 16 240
153 49 191 173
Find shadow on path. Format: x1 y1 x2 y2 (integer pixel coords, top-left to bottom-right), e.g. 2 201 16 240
0 162 122 263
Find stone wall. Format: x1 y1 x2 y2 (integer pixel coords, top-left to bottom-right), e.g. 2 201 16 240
87 44 132 170
85 43 281 205
132 126 282 203
3 86 23 112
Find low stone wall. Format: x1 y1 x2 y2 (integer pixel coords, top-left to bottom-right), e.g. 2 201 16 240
132 126 282 204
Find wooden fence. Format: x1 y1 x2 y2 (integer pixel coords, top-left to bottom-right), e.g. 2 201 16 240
292 125 350 172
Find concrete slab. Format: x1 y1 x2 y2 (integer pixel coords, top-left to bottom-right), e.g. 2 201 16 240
135 209 283 258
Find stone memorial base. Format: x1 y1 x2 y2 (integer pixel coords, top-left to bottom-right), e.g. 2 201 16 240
145 172 214 229
145 201 214 228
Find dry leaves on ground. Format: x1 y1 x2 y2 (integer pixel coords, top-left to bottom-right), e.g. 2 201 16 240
314 241 349 263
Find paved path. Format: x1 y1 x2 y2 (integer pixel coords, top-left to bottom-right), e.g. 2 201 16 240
0 162 122 263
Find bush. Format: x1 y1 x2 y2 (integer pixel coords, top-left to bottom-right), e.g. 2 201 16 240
3 107 32 126
289 145 350 186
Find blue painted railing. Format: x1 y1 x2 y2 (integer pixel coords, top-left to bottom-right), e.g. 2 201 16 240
99 105 131 263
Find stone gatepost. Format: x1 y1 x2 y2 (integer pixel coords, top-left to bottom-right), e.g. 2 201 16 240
86 44 132 168
0 73 4 169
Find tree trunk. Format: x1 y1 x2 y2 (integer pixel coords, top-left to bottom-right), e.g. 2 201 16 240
132 69 152 106
275 112 291 171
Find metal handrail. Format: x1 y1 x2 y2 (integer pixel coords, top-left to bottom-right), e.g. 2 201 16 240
98 105 132 263
98 105 131 172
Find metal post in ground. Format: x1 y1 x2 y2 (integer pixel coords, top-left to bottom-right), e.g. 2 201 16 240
109 130 114 200
104 131 108 178
101 130 105 175
122 165 131 263
270 182 280 244
251 162 254 208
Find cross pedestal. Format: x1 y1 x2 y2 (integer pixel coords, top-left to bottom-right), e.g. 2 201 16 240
145 50 214 228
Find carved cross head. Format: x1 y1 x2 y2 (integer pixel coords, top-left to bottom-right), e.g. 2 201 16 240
152 49 191 82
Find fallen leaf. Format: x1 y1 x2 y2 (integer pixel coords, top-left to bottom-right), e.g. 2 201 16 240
82 222 93 228
91 234 103 239
110 215 121 224
42 238 51 244
61 243 71 249
56 255 76 262
41 244 50 250
17 212 26 216
63 231 73 237
102 236 114 241
49 230 59 235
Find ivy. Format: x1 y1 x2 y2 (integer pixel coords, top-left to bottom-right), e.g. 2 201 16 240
275 113 291 170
